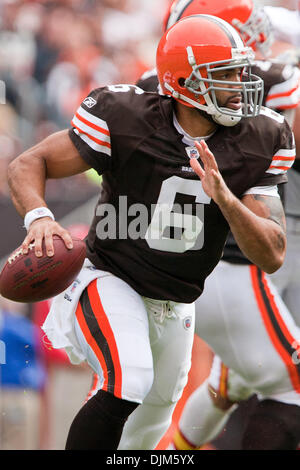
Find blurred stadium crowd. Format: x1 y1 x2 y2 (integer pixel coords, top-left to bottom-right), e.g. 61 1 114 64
0 0 169 450
0 0 298 451
0 0 168 257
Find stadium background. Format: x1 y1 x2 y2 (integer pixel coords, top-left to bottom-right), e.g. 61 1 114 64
0 0 296 450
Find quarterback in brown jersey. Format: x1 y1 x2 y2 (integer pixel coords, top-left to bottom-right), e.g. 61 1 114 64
135 0 300 452
7 15 294 450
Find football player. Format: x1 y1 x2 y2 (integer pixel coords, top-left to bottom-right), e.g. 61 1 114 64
7 15 294 450
135 0 300 451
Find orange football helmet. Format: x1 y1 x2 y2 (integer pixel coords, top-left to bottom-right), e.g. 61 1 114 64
163 0 274 57
156 15 264 126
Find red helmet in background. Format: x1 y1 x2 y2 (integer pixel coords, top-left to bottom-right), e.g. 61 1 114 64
163 0 274 56
156 15 264 126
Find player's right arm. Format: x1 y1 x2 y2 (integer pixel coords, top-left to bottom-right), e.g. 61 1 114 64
7 129 91 257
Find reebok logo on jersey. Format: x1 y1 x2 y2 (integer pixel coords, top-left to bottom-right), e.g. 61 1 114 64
83 97 97 108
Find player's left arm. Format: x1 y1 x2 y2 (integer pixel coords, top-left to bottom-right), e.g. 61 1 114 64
191 140 286 274
233 192 286 272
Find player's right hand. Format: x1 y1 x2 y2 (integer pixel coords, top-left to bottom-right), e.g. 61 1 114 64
22 218 73 257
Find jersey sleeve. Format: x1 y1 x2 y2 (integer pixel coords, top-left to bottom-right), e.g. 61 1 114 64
265 65 300 110
254 109 296 187
68 88 113 175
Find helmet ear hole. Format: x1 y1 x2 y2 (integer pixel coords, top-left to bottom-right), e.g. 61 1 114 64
178 77 186 88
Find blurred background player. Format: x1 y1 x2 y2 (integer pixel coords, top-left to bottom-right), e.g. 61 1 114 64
261 0 300 332
135 0 300 450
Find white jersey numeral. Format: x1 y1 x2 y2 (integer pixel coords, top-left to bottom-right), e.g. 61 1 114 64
145 176 211 253
107 84 144 95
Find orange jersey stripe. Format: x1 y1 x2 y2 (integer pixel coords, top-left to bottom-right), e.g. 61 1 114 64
75 301 109 393
273 156 295 161
71 120 111 149
75 111 110 136
266 83 300 101
277 102 300 110
87 280 123 399
269 165 293 171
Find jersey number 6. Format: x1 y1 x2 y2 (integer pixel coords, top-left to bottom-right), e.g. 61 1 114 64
145 176 211 253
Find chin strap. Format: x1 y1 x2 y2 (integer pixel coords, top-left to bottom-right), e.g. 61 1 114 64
212 108 242 127
164 81 212 113
164 82 241 127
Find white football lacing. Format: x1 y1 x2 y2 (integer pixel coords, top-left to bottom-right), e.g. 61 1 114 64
8 243 35 264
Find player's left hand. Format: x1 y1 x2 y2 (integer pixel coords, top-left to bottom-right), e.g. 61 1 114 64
190 140 231 206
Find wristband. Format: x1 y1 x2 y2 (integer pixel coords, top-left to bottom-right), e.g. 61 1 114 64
24 207 55 231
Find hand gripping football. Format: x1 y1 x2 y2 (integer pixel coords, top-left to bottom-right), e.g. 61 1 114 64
0 235 86 303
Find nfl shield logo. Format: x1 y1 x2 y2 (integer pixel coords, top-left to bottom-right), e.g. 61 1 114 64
71 282 78 293
185 146 199 160
183 316 192 330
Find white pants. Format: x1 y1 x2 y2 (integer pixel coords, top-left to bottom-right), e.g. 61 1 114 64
44 263 195 449
195 261 300 405
71 271 195 449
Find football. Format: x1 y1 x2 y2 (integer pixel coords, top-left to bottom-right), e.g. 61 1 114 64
0 235 86 303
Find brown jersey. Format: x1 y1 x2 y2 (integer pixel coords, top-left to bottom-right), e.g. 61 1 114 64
136 63 300 265
69 85 294 302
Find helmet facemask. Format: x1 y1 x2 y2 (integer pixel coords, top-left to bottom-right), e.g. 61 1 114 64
165 45 264 127
232 5 274 57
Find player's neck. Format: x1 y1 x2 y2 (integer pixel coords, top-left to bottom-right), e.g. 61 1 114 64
174 102 217 138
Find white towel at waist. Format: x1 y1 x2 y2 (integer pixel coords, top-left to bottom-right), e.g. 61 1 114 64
42 259 110 364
